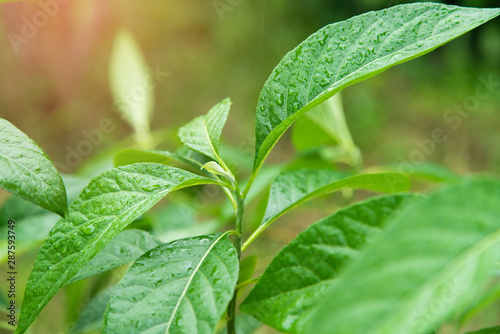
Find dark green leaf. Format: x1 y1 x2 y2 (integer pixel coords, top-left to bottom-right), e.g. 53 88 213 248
68 229 163 284
68 288 113 334
241 194 421 333
244 170 411 249
252 3 500 184
16 163 227 334
465 326 500 334
103 233 239 334
308 178 500 334
0 118 68 216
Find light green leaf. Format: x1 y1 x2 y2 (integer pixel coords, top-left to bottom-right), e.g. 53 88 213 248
16 163 228 334
251 3 500 189
103 233 239 334
178 98 231 164
68 229 163 284
68 288 113 334
202 161 235 184
240 194 421 333
110 30 154 147
243 170 410 250
217 314 261 334
465 326 500 334
0 118 68 216
308 178 500 334
239 255 258 284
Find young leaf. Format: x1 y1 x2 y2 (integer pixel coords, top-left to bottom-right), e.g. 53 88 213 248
243 170 410 250
178 98 231 165
103 233 239 334
240 194 422 333
110 30 155 147
465 326 500 334
308 178 500 334
0 118 68 216
16 163 228 334
68 229 163 284
202 161 235 184
251 3 500 187
68 288 113 334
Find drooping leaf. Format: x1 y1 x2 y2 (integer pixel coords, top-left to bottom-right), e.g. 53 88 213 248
240 194 421 333
103 233 239 334
244 170 410 249
465 326 500 334
68 229 163 284
178 98 231 164
68 288 113 334
308 178 500 334
252 3 500 186
16 163 228 334
217 314 261 334
0 118 68 216
109 30 155 147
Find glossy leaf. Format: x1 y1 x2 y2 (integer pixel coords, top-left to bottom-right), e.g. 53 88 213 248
252 3 500 184
16 163 227 334
243 170 410 249
0 118 67 216
309 178 500 334
103 233 239 334
178 98 231 164
240 194 421 333
68 229 163 284
110 30 154 146
68 288 113 334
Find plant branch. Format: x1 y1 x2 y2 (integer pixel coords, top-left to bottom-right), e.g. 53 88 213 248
227 189 245 334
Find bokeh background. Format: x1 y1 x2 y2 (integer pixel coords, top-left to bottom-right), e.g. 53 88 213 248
0 0 499 333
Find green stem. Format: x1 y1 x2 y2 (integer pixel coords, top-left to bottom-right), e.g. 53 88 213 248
227 190 245 334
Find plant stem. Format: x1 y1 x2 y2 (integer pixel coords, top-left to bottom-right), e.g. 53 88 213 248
227 190 245 334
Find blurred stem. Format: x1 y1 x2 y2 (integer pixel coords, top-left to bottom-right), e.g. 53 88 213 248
227 188 244 334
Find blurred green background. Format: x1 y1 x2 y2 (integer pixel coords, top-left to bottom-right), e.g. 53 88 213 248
0 0 499 333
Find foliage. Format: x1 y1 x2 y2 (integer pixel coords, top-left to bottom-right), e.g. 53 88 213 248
0 3 499 334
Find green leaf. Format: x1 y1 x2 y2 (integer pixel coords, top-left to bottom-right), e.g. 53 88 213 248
0 213 57 263
239 255 258 284
178 98 231 164
251 3 500 187
465 326 500 334
68 288 113 334
68 229 163 284
243 170 410 250
103 233 239 334
202 161 235 184
240 194 421 333
0 118 68 216
16 163 227 334
217 314 261 334
109 30 154 147
114 147 211 172
308 178 500 334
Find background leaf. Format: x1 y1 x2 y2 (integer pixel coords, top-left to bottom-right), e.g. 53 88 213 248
109 30 155 147
241 194 421 333
16 163 225 334
68 229 162 284
68 288 113 334
0 118 67 216
217 314 261 334
252 3 500 184
103 233 239 334
465 326 500 334
308 178 500 334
